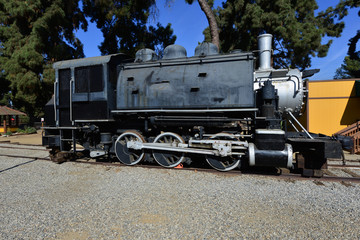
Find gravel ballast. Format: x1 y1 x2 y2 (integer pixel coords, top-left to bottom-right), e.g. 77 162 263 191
0 156 359 239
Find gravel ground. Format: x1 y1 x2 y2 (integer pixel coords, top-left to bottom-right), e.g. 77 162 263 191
1 155 360 240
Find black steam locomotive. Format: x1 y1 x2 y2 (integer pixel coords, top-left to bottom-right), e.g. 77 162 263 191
42 34 343 176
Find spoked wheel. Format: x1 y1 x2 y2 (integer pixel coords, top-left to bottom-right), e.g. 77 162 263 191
152 132 185 168
115 131 145 165
205 133 241 171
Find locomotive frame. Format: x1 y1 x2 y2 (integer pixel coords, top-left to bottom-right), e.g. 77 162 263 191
42 34 344 177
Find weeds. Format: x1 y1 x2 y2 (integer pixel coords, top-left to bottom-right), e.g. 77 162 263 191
17 126 37 134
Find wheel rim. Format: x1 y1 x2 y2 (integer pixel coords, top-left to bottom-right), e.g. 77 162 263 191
152 132 185 168
115 131 145 165
205 133 241 171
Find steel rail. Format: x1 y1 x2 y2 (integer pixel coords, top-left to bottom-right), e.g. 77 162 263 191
0 146 49 151
0 142 44 147
0 154 50 161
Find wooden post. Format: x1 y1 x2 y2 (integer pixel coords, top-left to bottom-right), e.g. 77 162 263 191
3 119 6 134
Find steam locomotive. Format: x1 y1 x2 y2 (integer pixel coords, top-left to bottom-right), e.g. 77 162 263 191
42 34 343 176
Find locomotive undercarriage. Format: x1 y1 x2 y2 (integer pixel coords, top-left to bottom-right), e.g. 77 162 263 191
44 111 256 171
43 111 341 176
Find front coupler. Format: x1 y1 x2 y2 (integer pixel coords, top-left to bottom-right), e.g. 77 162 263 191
287 138 343 177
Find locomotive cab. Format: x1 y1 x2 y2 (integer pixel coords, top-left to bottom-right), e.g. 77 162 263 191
43 54 130 151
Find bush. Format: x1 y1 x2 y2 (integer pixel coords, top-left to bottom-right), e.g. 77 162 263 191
17 126 37 134
25 127 37 134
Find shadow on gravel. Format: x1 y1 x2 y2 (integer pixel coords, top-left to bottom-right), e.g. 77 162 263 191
0 159 37 173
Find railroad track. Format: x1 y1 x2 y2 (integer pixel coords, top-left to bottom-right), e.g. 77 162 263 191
328 157 360 169
1 143 360 184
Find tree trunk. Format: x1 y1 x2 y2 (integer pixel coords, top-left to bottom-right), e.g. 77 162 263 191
197 0 220 50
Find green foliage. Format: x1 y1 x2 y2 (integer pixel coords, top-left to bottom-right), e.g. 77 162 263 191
334 1 360 79
82 0 176 56
0 72 11 105
0 0 87 120
335 57 360 79
329 0 360 20
18 115 30 125
17 126 37 134
212 0 345 70
4 130 12 136
335 31 360 79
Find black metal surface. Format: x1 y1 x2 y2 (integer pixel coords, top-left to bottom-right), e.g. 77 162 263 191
42 135 60 148
262 80 276 100
302 69 320 78
255 133 285 150
117 52 255 110
75 65 103 93
44 97 55 126
53 54 129 127
253 149 289 167
288 138 343 159
72 101 108 120
334 134 353 151
288 137 343 171
58 69 71 126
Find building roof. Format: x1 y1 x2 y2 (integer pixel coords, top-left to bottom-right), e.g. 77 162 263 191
0 106 26 116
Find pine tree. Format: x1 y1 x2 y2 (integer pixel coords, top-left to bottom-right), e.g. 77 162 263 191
334 0 360 79
335 31 360 79
212 0 345 70
0 0 87 120
0 72 10 106
82 0 176 56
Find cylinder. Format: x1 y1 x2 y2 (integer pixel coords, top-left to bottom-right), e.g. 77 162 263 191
248 143 293 168
258 34 273 70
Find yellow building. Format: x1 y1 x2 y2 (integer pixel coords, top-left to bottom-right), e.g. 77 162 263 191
303 79 360 136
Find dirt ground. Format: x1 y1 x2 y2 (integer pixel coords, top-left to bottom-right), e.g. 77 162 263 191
0 130 43 145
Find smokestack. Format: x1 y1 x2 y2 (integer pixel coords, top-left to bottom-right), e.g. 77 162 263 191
258 34 273 70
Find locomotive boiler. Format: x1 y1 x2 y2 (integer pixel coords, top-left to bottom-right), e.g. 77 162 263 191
42 34 343 176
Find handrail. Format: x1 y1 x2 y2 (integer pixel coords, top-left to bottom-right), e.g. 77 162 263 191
335 120 360 154
352 132 360 154
335 120 360 136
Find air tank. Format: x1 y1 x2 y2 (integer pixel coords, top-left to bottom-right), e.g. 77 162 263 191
194 42 218 57
163 45 187 59
135 48 158 62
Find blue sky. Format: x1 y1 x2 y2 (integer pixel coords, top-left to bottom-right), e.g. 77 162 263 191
76 0 359 80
